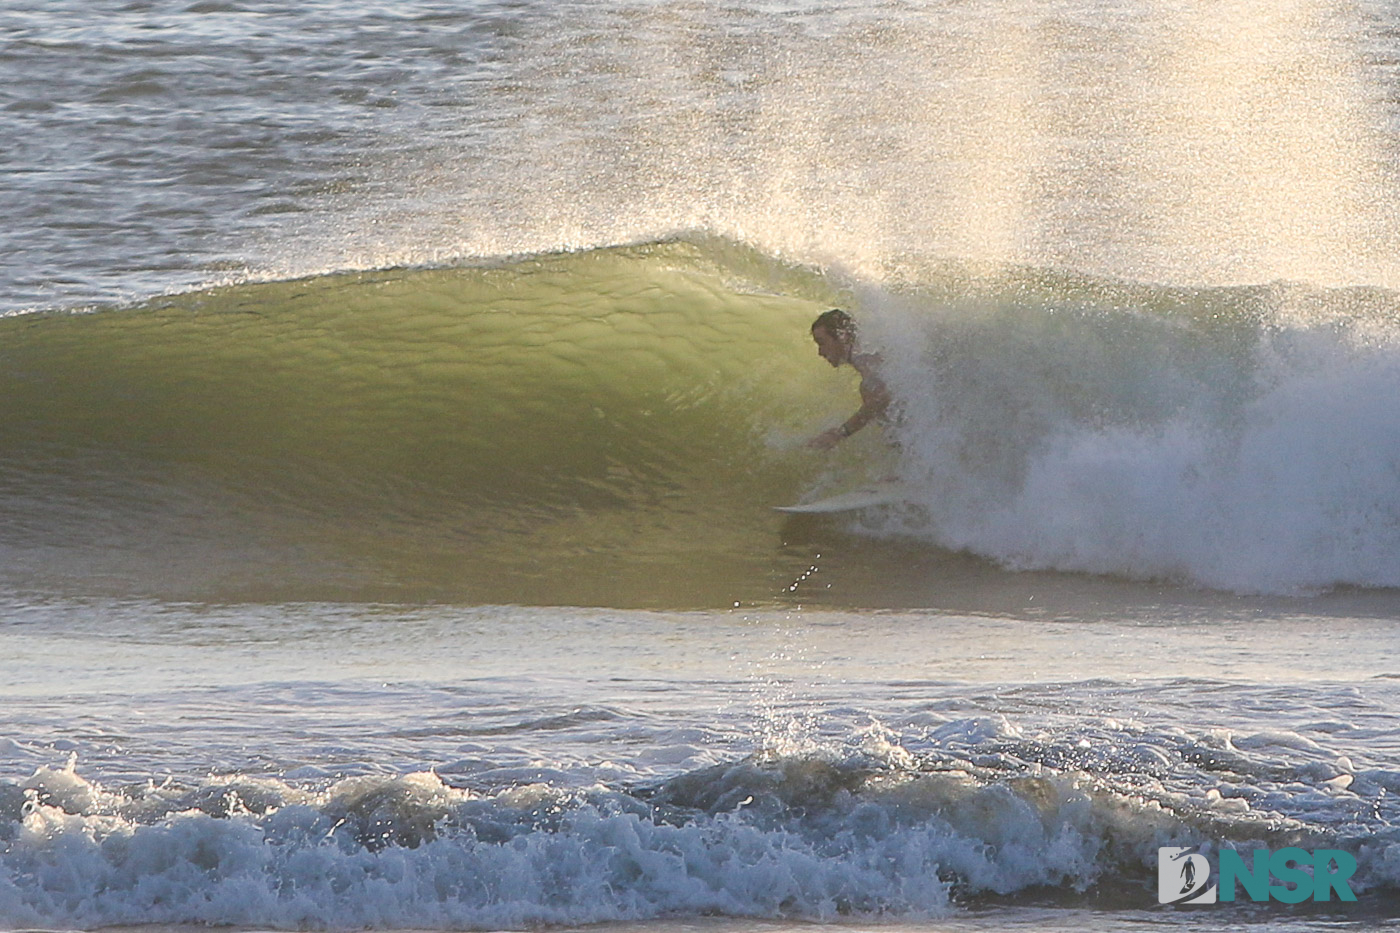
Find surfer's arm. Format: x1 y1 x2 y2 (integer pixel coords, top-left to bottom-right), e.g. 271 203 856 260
809 418 863 450
808 425 847 450
808 377 892 449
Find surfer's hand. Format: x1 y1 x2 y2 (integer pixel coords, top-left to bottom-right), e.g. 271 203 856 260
808 428 843 450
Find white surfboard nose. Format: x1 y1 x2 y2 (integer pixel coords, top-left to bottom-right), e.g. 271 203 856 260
774 481 909 513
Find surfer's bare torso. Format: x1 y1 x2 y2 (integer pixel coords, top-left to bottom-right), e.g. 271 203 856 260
808 310 892 450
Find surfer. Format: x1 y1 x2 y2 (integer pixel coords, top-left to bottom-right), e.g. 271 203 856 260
807 308 892 449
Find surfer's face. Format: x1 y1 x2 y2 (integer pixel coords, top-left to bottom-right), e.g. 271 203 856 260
812 325 850 367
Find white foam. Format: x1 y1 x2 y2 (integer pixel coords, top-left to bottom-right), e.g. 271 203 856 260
3 715 1396 929
877 286 1400 594
1 778 960 929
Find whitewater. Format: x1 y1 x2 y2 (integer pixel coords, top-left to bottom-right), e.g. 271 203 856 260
4 0 1400 930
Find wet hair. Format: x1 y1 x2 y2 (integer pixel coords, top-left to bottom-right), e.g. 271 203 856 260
811 308 854 340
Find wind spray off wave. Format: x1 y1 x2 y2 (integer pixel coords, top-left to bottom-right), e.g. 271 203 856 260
315 0 1400 292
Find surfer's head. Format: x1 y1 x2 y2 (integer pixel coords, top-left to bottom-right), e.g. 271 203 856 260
811 308 855 367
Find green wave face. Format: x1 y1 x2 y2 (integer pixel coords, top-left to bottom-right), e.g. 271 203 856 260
1 240 884 606
14 236 1400 605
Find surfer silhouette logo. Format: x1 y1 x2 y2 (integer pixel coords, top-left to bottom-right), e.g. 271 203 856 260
1180 857 1196 893
1158 848 1216 904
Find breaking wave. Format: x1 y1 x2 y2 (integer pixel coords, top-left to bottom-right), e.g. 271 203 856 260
4 235 1400 602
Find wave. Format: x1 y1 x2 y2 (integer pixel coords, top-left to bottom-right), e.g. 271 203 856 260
1 730 1392 929
0 237 851 604
873 270 1400 594
5 235 1400 602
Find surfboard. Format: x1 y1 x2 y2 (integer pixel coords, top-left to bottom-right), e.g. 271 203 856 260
773 481 909 514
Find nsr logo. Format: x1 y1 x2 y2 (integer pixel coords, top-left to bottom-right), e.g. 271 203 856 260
1158 846 1357 905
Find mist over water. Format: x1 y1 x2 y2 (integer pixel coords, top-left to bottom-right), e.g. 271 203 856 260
6 0 1399 302
317 0 1400 289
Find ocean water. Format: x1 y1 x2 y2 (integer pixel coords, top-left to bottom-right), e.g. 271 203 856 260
5 0 1400 930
